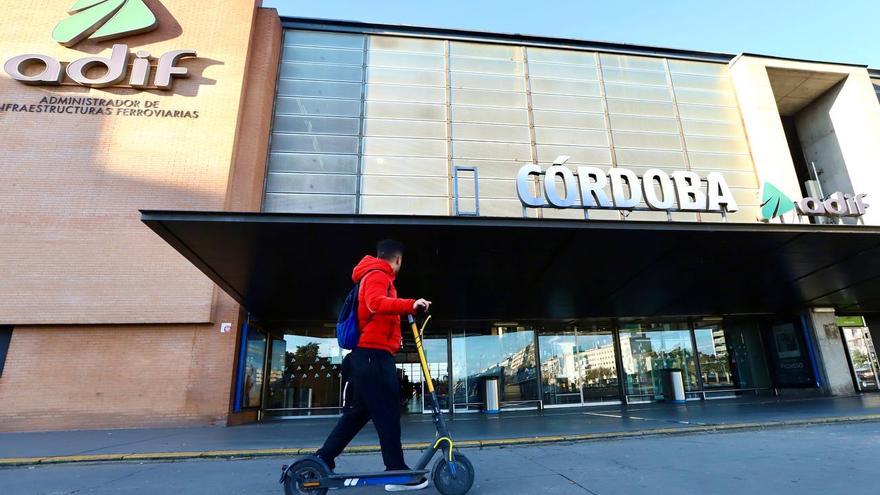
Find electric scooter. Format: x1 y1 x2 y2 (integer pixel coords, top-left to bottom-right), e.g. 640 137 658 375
280 313 475 495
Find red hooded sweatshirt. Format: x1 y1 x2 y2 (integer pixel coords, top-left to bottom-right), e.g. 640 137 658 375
352 255 416 355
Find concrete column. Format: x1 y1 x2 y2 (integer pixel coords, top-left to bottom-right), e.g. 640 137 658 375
805 308 855 396
728 56 803 205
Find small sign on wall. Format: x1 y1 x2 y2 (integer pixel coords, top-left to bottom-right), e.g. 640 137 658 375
220 322 232 333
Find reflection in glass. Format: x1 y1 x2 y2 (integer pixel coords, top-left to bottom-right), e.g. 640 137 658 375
241 327 266 408
452 326 538 410
694 324 734 388
842 326 880 392
266 328 347 416
540 332 580 406
577 330 620 403
620 323 697 399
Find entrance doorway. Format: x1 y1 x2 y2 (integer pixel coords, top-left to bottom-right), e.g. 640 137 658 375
840 322 880 392
396 333 450 414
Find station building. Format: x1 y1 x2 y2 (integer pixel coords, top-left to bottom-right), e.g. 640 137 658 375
2 0 880 430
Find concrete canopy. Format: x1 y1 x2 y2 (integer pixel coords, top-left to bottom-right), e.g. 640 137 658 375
141 211 880 323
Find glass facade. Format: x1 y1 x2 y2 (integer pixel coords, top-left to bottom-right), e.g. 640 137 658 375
251 317 771 417
266 29 761 222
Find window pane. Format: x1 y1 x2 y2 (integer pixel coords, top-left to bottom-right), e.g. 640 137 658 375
366 84 446 104
452 105 529 125
451 89 527 108
602 67 668 86
606 98 675 117
677 103 742 122
680 119 745 138
531 94 604 113
667 60 728 77
604 82 672 101
529 78 601 96
527 48 596 66
364 119 446 138
369 35 444 53
535 145 612 164
695 324 734 388
361 195 448 215
263 193 356 213
672 73 732 91
615 149 685 168
271 134 359 154
620 322 699 399
363 137 447 157
362 156 448 176
366 67 444 86
535 127 608 147
368 51 444 70
578 330 620 403
279 62 363 82
540 332 582 406
600 53 666 72
265 172 357 194
533 110 606 130
687 152 754 171
528 62 598 80
451 72 525 91
684 135 749 154
265 329 348 415
282 46 364 65
284 30 364 50
275 97 361 117
268 153 359 174
674 88 737 106
365 101 446 121
362 175 447 197
452 141 532 160
449 57 523 75
612 131 682 150
273 115 360 135
610 114 678 133
240 328 266 408
451 42 521 60
452 123 530 143
277 79 362 99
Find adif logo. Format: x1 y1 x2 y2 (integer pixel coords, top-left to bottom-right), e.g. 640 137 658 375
3 0 195 90
52 0 158 47
759 182 796 221
759 182 869 222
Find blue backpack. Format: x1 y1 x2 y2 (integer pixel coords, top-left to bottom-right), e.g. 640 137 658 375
336 271 386 350
336 282 362 350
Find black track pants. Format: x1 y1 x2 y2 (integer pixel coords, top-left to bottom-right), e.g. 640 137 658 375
316 347 407 471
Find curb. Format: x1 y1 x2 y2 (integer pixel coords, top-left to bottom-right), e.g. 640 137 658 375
3 414 880 467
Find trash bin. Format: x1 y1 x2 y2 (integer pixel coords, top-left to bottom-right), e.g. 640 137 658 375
660 368 686 403
483 377 500 414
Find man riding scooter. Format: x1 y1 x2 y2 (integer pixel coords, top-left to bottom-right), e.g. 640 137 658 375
316 239 432 492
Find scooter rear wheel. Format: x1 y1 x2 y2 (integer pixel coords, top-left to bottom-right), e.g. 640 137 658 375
284 459 328 495
432 452 474 495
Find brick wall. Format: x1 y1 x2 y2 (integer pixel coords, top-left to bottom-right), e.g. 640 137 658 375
0 0 261 325
0 3 284 431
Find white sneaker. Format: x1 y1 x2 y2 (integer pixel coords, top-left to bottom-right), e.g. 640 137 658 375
385 477 429 492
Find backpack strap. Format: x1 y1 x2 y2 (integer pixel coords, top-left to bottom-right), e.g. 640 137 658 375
359 269 391 325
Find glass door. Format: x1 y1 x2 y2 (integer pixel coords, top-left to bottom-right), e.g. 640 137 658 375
577 328 620 404
841 326 880 392
539 331 582 407
451 325 539 411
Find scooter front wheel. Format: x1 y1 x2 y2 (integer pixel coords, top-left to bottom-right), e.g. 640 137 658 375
284 458 329 495
432 452 474 495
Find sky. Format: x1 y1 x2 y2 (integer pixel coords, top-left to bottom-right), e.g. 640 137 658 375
263 0 880 68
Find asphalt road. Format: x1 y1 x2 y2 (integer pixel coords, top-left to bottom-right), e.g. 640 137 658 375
3 422 879 495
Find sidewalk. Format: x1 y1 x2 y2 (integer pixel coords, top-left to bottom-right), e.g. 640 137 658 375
3 394 880 465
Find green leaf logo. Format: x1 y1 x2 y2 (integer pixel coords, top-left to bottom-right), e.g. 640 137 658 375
759 182 796 220
52 0 158 47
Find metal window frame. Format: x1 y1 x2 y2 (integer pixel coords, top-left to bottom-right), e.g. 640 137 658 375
452 165 479 216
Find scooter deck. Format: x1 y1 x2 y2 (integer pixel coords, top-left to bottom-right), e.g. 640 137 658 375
327 469 429 479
